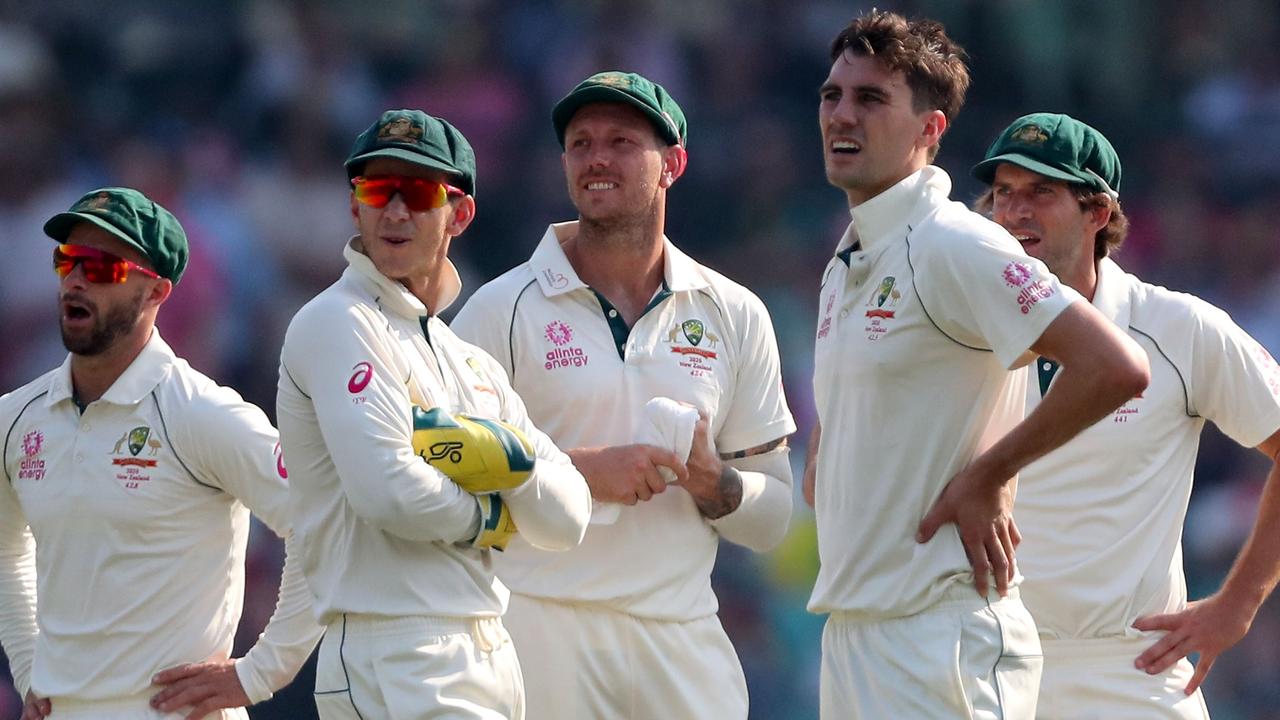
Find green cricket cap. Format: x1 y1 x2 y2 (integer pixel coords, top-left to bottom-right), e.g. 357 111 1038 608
345 109 477 197
972 112 1121 197
552 71 687 148
43 187 188 284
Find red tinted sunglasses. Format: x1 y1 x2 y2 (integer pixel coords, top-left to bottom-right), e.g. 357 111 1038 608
351 175 465 212
53 244 161 284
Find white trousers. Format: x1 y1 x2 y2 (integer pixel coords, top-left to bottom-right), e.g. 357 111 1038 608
820 586 1043 719
46 691 246 719
503 593 748 720
313 614 524 720
1037 636 1210 719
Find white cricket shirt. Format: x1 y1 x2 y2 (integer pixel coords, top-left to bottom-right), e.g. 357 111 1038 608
1017 257 1280 638
277 239 591 625
0 331 321 702
452 223 796 621
807 167 1079 619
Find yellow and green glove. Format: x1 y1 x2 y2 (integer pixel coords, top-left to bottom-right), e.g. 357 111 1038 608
411 406 536 493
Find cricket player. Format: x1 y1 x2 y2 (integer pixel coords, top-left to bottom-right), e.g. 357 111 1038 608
452 71 796 719
803 11 1152 718
972 112 1280 718
0 187 322 720
276 109 592 720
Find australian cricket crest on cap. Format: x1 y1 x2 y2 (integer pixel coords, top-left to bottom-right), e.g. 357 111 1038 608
18 429 46 482
377 116 424 144
86 192 113 212
864 276 901 341
1011 124 1048 145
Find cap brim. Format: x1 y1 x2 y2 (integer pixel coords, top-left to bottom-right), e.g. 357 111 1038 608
345 147 469 190
43 212 149 258
552 86 679 147
971 153 1090 187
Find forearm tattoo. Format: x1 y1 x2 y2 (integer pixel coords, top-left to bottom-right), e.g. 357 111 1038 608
694 465 744 520
719 436 788 460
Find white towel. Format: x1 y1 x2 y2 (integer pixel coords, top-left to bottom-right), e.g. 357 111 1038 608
591 397 701 525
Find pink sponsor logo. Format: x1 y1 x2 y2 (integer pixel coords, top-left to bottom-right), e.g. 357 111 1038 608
273 442 288 479
817 293 835 340
545 321 574 346
1016 280 1056 314
348 361 373 393
19 430 46 481
21 430 43 457
1002 261 1033 288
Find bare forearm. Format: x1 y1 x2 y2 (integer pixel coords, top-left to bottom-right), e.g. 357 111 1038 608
974 371 1135 482
1218 455 1280 613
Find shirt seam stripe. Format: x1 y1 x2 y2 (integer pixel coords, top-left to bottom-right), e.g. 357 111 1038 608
1128 325 1196 418
904 229 991 354
508 279 538 383
151 391 221 492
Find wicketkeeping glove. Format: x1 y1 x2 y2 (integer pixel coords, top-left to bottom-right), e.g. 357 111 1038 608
411 406 536 493
473 493 518 551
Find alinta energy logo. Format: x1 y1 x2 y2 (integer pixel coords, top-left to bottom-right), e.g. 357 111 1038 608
18 430 46 481
544 320 588 370
1002 261 1055 315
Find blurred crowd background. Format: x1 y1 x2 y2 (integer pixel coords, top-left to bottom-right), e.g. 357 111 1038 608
3 0 1279 717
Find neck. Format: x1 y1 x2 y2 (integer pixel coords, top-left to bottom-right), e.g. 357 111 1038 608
846 159 928 208
566 211 666 322
70 326 153 405
1065 260 1100 302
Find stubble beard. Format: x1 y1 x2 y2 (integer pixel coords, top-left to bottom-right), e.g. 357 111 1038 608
60 288 146 356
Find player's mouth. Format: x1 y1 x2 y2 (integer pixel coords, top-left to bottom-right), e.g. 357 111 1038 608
1012 233 1041 251
379 234 412 246
61 296 95 327
583 180 619 192
828 139 862 155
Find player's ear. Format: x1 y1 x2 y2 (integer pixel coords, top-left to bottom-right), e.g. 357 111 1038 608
660 144 688 188
145 277 173 308
446 195 477 236
919 109 947 151
1084 197 1112 235
349 192 361 227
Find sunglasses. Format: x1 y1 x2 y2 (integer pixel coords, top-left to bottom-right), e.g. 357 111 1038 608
351 175 465 212
53 244 161 284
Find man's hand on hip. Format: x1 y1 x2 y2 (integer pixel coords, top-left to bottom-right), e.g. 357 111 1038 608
150 659 251 720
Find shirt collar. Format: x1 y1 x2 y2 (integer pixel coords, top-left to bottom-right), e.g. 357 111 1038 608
840 166 952 255
45 330 176 408
342 237 463 318
1091 256 1132 328
529 221 709 298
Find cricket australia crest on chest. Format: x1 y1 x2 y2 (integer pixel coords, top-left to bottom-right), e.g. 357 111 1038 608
107 425 163 489
664 318 721 378
863 275 903 341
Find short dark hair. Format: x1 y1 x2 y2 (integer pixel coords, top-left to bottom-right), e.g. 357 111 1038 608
974 186 1130 260
830 10 970 123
